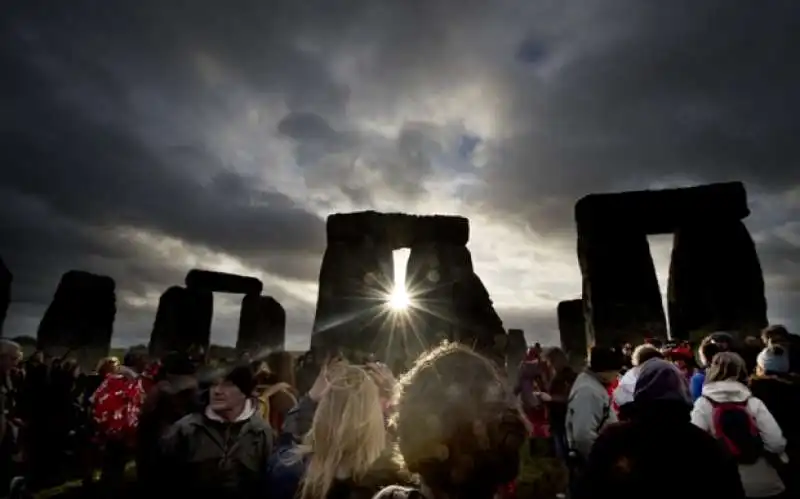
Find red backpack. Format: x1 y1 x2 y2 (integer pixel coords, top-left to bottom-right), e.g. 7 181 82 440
704 396 763 464
92 373 145 443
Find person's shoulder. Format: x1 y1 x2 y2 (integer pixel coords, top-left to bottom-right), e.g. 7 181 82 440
372 485 423 499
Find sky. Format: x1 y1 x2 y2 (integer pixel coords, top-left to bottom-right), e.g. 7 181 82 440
2 1 799 350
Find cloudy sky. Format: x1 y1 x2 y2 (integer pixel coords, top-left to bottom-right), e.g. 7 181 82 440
2 1 799 350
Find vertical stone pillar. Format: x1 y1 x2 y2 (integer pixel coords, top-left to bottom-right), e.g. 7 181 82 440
311 241 394 355
37 271 116 370
578 232 666 346
237 294 286 355
0 258 10 336
557 299 587 366
405 244 471 354
452 272 506 365
149 286 213 358
668 220 767 341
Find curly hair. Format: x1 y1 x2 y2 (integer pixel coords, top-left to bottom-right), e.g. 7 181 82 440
391 343 527 496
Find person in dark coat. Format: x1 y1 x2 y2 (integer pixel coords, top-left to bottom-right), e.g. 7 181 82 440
576 358 745 499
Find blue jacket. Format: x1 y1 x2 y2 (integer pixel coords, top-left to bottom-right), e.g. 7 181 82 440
689 370 705 402
267 395 318 499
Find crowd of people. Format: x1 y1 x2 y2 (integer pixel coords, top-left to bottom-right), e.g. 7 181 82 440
518 325 799 499
0 325 797 499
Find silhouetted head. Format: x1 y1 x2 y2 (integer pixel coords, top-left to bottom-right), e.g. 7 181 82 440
393 343 527 499
588 345 624 383
632 358 692 421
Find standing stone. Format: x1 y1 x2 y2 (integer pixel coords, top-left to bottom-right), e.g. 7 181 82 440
405 244 474 353
311 241 394 355
668 220 767 341
37 270 116 370
0 258 10 336
237 294 286 355
149 286 213 357
577 231 666 346
452 272 506 365
558 299 587 365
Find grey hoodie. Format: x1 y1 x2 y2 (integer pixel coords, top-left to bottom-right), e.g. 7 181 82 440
565 370 616 460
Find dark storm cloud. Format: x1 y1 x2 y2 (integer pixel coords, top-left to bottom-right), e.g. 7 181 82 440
480 1 800 234
278 112 442 204
3 0 800 343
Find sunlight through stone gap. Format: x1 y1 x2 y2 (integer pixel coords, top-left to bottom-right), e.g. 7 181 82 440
388 249 411 310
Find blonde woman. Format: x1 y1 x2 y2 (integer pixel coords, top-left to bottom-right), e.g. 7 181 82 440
691 352 786 499
269 362 411 499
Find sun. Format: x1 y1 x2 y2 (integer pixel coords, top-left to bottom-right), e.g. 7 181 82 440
387 287 411 311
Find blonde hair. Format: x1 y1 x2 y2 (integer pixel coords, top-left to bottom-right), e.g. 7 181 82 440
294 364 387 499
705 351 749 384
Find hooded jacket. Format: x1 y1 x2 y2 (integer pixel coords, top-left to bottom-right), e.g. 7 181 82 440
566 370 616 460
691 380 786 498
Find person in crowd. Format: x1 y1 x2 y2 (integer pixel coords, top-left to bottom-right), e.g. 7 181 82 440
577 358 745 499
136 351 201 493
161 363 272 499
613 344 663 420
692 352 787 499
255 353 299 434
566 346 621 459
92 353 146 494
0 340 22 496
537 347 577 460
372 343 527 499
761 325 799 374
269 362 408 499
663 342 695 382
750 345 800 493
690 338 724 402
516 346 549 450
742 336 765 375
621 343 634 373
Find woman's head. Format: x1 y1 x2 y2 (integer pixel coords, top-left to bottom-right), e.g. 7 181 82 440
297 363 387 499
541 347 568 374
392 343 527 498
705 351 748 384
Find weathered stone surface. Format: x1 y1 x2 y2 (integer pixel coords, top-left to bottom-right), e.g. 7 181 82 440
557 299 588 364
0 258 10 336
37 270 116 369
149 286 213 357
452 272 506 365
668 220 767 340
327 211 470 247
576 182 749 235
403 244 475 357
185 269 263 295
577 232 666 345
311 242 394 354
237 294 286 354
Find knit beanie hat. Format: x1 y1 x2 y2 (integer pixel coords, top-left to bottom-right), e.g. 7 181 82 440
224 364 256 396
757 346 790 374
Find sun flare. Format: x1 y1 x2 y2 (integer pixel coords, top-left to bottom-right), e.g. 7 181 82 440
388 288 411 310
387 248 412 311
